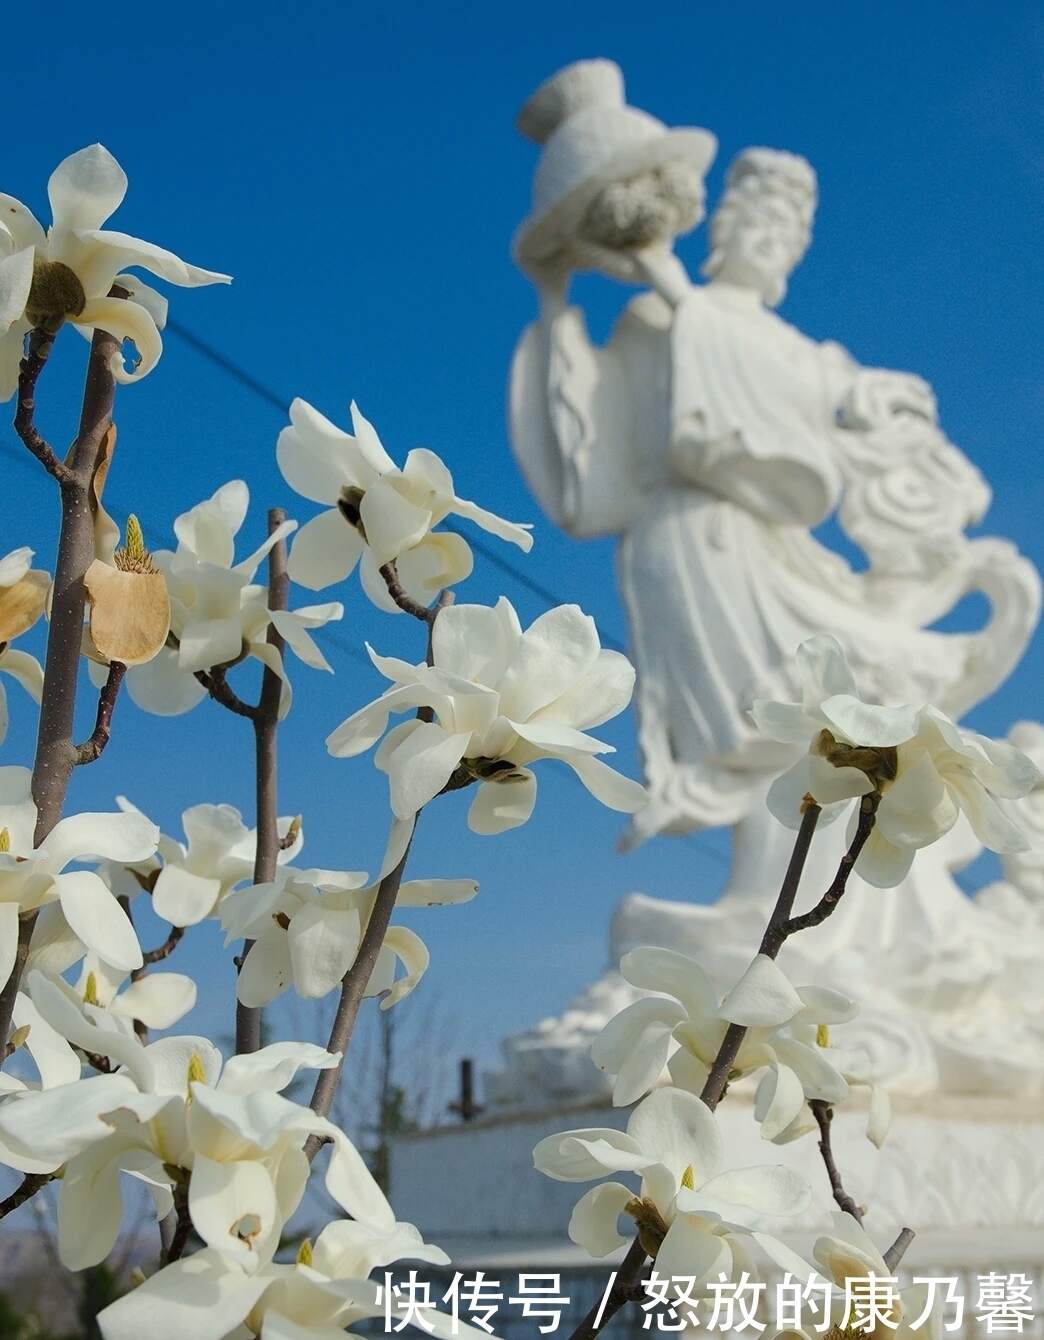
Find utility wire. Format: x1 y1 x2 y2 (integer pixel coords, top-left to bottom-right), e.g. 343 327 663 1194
3 327 729 869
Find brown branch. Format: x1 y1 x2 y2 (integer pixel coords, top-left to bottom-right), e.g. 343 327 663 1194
567 1237 647 1340
785 792 882 935
142 925 185 965
305 834 414 1147
883 1226 916 1269
236 510 289 1055
14 327 73 484
700 802 822 1110
810 1099 863 1223
74 660 127 764
0 1172 54 1220
379 560 438 623
0 319 121 1067
162 1181 192 1265
194 666 258 721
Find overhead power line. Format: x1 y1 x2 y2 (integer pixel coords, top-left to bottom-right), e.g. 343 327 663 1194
3 327 729 870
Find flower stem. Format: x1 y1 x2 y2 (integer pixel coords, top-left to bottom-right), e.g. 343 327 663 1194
700 802 822 1110
0 1172 54 1221
0 323 120 1067
14 327 73 484
809 1099 863 1223
379 560 439 623
567 1237 647 1340
74 660 127 764
785 792 882 935
883 1226 916 1268
236 509 289 1055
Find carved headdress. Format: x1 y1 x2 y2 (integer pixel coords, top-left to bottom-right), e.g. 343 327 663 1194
513 59 717 267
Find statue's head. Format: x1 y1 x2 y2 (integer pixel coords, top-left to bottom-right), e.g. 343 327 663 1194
703 148 817 306
513 59 717 275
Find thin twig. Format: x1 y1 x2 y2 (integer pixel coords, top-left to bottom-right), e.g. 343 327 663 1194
568 1237 647 1340
162 1182 192 1264
785 792 882 935
194 666 258 721
883 1226 916 1269
379 560 438 622
305 836 414 1147
700 803 822 1109
0 1172 53 1220
74 660 127 764
14 328 73 484
234 510 289 1055
142 925 186 965
810 1099 863 1223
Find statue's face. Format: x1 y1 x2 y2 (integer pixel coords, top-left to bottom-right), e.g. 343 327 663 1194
714 187 809 297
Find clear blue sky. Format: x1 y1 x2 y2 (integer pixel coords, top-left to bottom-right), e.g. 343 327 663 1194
3 1 1043 1086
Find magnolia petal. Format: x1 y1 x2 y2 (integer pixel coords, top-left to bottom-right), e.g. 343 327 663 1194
772 1039 849 1104
385 723 472 819
654 1215 732 1291
590 996 686 1083
619 946 718 1021
396 878 478 907
94 1248 271 1340
349 400 398 475
379 813 416 879
0 548 32 588
189 1154 278 1272
80 229 231 288
59 1138 135 1269
946 770 1031 854
750 697 819 745
75 295 162 384
564 753 648 813
0 246 33 338
56 871 142 971
568 1182 633 1257
0 195 46 252
0 1070 137 1167
11 991 80 1089
467 772 537 835
325 683 430 758
375 926 429 1009
84 561 170 666
269 608 335 672
866 1084 891 1148
233 517 297 583
626 1087 722 1187
430 603 513 685
791 986 859 1026
0 903 19 994
535 650 635 732
237 931 293 1008
749 1231 816 1284
108 973 197 1029
288 902 361 999
778 752 873 827
25 902 86 977
263 1314 352 1340
853 825 916 889
152 863 222 928
359 477 433 569
450 497 534 551
820 694 920 747
754 1064 807 1141
796 635 860 713
611 1019 677 1107
0 568 49 644
48 145 127 233
693 1164 812 1217
718 955 803 1028
0 647 45 701
278 400 363 502
876 749 958 848
113 273 168 329
533 1127 649 1181
498 604 601 722
217 1042 338 1097
41 809 157 874
396 530 473 597
125 647 208 716
28 971 153 1089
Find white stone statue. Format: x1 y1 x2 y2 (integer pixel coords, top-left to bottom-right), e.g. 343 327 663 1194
499 58 1044 1107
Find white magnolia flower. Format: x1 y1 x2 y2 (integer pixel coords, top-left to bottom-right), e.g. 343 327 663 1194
0 973 391 1274
0 766 157 981
110 482 346 717
592 948 855 1132
759 1212 941 1340
277 397 533 607
220 867 477 1007
0 547 47 746
96 1224 481 1340
534 1087 810 1289
328 598 647 831
0 144 230 398
766 1023 892 1150
752 634 1039 886
98 797 303 929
